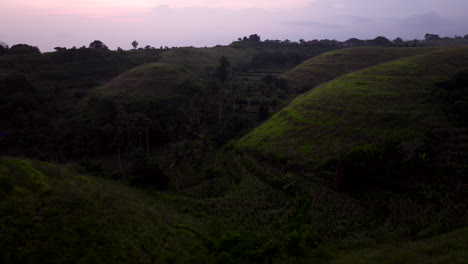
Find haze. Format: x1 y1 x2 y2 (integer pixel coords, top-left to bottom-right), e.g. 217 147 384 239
1 0 468 51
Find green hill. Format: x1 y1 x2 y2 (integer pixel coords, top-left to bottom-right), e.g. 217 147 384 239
95 63 206 102
281 47 436 91
238 46 468 168
159 46 256 74
0 156 218 263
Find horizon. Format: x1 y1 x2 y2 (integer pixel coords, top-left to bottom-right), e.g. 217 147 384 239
2 0 468 52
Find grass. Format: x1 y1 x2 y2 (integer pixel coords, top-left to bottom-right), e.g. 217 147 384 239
0 156 219 264
238 46 468 168
281 46 438 91
1 152 466 263
94 63 207 101
159 46 257 75
331 227 468 264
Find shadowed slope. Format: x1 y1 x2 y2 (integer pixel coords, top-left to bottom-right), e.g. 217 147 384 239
0 157 217 263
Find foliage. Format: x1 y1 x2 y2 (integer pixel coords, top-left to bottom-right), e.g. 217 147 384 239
0 157 217 263
8 44 40 54
89 40 109 49
216 56 231 84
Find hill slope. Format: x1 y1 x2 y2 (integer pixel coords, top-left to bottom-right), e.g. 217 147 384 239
95 62 206 102
281 47 436 91
0 156 218 263
238 46 468 168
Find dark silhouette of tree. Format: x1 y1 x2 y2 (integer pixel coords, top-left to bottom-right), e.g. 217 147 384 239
0 41 8 55
216 56 231 84
89 40 108 49
370 36 390 45
54 47 67 52
425 33 440 41
9 44 40 54
248 34 261 42
393 37 403 43
464 34 468 39
345 38 365 45
132 40 139 49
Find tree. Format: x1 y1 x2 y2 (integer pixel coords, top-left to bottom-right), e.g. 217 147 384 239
54 47 67 52
424 33 440 41
248 34 261 42
132 40 139 49
371 36 390 45
464 34 468 40
88 40 108 49
345 38 364 44
216 56 231 84
9 44 40 54
0 41 8 55
393 37 403 43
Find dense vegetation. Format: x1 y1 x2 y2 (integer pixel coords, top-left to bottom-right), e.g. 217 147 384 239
0 35 467 263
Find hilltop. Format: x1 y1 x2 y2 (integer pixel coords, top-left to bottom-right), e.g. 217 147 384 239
281 46 437 92
94 63 206 102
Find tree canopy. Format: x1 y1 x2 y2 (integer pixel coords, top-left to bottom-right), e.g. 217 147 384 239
89 40 109 50
8 44 40 55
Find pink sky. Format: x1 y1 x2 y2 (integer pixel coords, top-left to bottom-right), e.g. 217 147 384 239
1 0 467 51
6 0 312 15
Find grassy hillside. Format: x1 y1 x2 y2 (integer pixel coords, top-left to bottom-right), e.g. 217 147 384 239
281 47 436 91
331 227 468 264
159 46 256 74
159 44 336 76
238 46 468 168
0 156 218 263
95 63 206 102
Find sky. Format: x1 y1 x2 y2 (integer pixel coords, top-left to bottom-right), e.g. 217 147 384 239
1 0 468 51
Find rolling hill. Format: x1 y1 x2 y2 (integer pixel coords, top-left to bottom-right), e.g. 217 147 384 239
0 156 218 263
238 46 468 169
94 62 207 102
281 46 437 92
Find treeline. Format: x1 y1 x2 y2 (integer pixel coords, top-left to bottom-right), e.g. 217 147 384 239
231 33 468 48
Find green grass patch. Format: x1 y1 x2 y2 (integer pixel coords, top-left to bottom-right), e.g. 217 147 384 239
238 46 468 169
